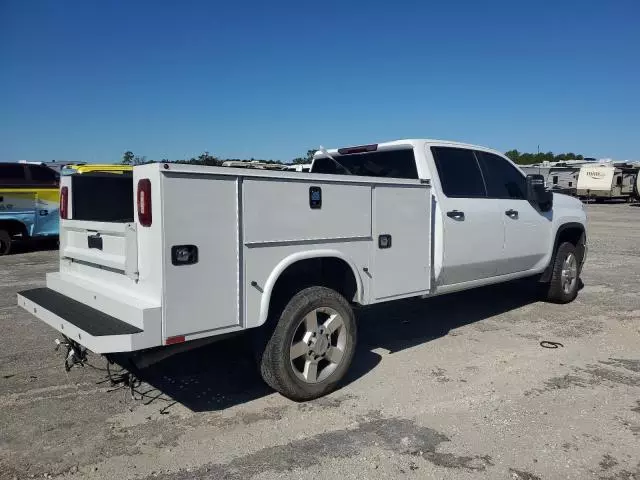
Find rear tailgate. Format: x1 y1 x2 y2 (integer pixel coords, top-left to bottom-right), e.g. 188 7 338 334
60 220 138 279
17 165 164 353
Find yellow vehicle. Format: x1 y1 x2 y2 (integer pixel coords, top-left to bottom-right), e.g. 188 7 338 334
62 164 133 175
0 163 60 255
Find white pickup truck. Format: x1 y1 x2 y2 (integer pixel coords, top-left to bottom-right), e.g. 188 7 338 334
17 139 587 401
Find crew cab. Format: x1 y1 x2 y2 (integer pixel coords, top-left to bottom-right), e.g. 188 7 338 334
17 140 587 400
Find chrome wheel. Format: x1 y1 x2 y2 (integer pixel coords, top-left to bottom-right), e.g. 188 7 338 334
289 307 346 384
561 252 578 295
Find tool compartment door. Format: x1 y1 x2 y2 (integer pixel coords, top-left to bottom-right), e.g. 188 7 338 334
371 184 431 301
161 174 240 338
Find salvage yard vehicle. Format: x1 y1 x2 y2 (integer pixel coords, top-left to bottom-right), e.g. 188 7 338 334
61 164 133 175
17 139 588 400
0 162 60 255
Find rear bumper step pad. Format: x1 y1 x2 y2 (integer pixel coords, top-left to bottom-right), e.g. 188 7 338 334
19 288 142 336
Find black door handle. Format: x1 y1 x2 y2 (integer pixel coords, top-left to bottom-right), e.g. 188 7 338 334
505 209 519 218
446 210 465 220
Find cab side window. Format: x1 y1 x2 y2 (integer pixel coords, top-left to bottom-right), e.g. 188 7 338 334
431 147 487 198
27 165 59 186
476 151 526 200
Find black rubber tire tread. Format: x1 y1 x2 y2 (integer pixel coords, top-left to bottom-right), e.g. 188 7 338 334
259 286 356 402
0 229 11 256
545 241 579 304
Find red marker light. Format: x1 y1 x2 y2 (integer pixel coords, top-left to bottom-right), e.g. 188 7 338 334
60 186 68 219
137 179 152 227
166 335 185 345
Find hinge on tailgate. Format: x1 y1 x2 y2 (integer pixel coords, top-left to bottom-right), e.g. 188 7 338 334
124 223 139 281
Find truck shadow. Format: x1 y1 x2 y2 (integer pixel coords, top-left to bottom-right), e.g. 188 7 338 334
8 238 59 255
123 279 540 413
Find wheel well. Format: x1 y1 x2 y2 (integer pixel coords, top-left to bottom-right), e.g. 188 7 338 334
267 257 358 322
557 226 584 249
540 224 585 282
0 220 28 239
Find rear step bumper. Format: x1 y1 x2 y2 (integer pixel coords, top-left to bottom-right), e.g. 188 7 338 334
17 287 160 354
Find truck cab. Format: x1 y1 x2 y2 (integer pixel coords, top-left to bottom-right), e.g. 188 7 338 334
311 140 587 294
0 162 60 255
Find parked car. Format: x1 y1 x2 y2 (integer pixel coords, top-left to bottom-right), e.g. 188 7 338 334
17 139 587 400
0 162 60 255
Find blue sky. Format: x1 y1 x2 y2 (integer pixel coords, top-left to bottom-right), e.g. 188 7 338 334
1 0 639 163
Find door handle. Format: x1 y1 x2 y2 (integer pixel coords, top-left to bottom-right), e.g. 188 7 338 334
446 210 465 220
505 209 519 218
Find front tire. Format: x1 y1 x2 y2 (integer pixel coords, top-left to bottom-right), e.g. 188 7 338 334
545 242 581 304
258 286 356 401
0 229 11 256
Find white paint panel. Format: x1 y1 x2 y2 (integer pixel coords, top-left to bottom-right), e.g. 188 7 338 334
162 174 239 337
438 198 504 285
371 185 431 300
243 242 371 328
243 179 371 244
501 200 552 274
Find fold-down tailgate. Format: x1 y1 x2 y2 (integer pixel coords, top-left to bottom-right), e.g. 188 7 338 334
61 220 138 278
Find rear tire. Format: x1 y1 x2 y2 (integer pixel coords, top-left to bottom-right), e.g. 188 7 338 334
258 286 356 401
544 242 580 304
0 229 11 256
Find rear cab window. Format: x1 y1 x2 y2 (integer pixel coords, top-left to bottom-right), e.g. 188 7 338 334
0 164 28 186
311 147 419 179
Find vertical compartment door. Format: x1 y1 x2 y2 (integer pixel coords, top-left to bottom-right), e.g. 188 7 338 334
162 174 240 338
371 185 431 301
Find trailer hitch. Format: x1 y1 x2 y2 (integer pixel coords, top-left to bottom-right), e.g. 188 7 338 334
55 337 88 371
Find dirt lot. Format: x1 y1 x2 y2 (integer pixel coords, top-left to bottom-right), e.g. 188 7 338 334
1 203 639 480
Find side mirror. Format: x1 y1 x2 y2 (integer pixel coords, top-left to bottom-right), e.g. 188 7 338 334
526 174 553 212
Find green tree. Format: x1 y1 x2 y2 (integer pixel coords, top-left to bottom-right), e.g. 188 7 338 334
188 152 221 166
292 148 317 164
122 151 134 165
505 149 520 162
504 149 586 165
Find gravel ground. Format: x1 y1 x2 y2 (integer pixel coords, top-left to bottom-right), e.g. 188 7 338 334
1 203 639 480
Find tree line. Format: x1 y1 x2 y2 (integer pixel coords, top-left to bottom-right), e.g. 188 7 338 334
505 150 585 165
122 149 587 167
121 151 286 167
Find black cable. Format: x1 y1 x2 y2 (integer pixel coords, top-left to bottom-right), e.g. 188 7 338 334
540 340 564 349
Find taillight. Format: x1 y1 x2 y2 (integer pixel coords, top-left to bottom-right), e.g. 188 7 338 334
137 179 152 227
60 187 68 219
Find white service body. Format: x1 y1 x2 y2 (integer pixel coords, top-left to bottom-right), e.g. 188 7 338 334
18 139 587 355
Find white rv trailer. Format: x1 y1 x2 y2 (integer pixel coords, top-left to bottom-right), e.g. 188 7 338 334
577 163 638 201
521 164 581 195
221 160 287 170
284 163 312 173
